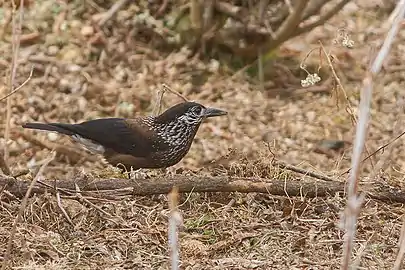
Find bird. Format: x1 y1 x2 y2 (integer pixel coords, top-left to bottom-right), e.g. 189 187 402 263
22 101 227 172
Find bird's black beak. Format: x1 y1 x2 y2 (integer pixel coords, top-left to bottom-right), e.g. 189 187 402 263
203 107 228 118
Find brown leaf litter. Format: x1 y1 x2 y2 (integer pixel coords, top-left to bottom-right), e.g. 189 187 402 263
0 0 405 269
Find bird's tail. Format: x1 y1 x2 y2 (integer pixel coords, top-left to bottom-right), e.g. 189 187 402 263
22 123 76 136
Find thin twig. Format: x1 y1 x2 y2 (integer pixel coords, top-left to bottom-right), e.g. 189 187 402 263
257 48 264 90
318 40 375 171
394 215 405 270
168 186 182 270
340 129 405 176
56 191 74 226
162 84 189 102
341 2 405 269
293 0 350 37
0 150 12 176
1 151 55 270
318 41 356 124
385 0 405 29
274 160 335 182
74 183 115 218
351 233 375 268
153 86 166 116
153 84 189 116
37 179 113 204
0 65 34 102
369 103 405 180
4 0 24 161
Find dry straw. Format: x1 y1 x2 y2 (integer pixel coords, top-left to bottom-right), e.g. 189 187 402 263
1 152 55 270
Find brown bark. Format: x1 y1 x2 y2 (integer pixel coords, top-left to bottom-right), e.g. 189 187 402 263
1 175 343 198
1 175 405 204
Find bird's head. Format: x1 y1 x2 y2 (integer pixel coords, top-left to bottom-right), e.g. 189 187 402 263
156 101 227 126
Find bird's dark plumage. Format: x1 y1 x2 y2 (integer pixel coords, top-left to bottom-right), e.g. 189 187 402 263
22 101 227 171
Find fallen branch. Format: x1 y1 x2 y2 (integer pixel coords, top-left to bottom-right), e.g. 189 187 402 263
1 175 344 199
3 175 405 204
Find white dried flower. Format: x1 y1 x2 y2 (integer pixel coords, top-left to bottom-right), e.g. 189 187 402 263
334 29 354 48
301 73 321 87
342 36 354 48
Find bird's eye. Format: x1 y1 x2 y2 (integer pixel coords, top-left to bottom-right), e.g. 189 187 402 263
192 106 202 115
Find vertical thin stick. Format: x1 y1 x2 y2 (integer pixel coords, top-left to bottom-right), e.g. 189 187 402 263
4 0 24 161
257 48 264 90
394 216 405 270
168 186 182 270
152 84 189 116
162 84 189 102
0 150 11 175
341 2 405 269
152 86 166 116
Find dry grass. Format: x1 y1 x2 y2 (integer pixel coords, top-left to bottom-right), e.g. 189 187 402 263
1 0 405 269
0 172 403 269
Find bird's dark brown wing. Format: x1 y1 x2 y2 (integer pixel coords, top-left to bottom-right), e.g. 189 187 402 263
44 118 168 158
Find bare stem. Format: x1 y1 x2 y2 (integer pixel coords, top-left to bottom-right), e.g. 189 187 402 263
394 215 405 270
162 84 189 102
4 0 24 161
341 1 405 269
293 0 350 37
168 186 182 270
0 65 34 102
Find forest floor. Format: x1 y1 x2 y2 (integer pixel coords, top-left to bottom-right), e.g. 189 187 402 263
0 1 404 269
